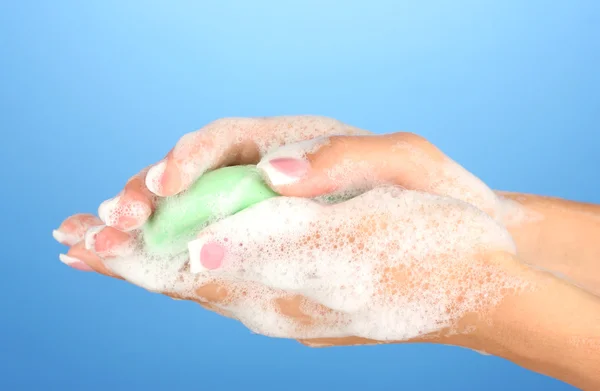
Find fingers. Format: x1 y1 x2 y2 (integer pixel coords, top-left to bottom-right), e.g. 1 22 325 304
256 132 500 218
58 252 94 272
95 116 369 231
185 196 376 315
194 278 343 338
66 241 120 277
196 281 329 326
53 213 103 247
255 133 443 196
144 116 371 197
53 212 134 277
97 169 155 232
84 225 135 259
54 200 347 340
53 213 103 272
184 196 337 323
186 196 322 277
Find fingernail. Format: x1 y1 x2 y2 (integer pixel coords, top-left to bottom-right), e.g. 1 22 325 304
84 225 105 252
52 229 79 246
188 239 225 273
98 195 121 226
145 160 167 196
258 157 310 186
59 254 94 272
257 137 329 186
99 194 150 231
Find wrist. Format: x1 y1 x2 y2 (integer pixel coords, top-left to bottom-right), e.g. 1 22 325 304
494 190 600 295
409 252 531 351
469 260 600 389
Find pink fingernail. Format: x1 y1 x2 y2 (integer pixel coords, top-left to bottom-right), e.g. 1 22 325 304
258 158 310 186
59 254 94 272
200 242 225 270
270 158 310 176
99 194 150 231
98 195 121 226
52 229 79 246
145 160 167 196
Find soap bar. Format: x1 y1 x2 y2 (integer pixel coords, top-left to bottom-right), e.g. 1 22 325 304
142 165 278 254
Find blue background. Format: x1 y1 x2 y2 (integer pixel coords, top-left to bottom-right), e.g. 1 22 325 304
1 1 598 390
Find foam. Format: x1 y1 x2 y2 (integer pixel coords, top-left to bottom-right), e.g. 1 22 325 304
390 140 502 222
498 196 545 227
101 185 526 342
99 195 150 229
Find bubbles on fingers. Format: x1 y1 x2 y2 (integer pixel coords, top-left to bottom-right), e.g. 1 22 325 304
187 184 528 342
53 214 103 246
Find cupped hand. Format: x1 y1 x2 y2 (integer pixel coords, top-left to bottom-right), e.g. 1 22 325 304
87 116 508 234
92 116 370 232
55 189 525 348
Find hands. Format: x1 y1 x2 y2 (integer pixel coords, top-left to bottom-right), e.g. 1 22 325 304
55 116 517 337
54 116 600 388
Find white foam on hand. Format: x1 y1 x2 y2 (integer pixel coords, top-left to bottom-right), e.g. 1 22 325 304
101 185 527 342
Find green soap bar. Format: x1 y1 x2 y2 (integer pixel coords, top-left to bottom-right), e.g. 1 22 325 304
142 165 278 254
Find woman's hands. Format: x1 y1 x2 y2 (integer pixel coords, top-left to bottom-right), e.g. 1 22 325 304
52 116 600 389
55 116 526 343
54 116 522 336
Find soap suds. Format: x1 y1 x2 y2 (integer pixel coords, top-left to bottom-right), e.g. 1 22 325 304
101 186 527 342
391 140 501 222
498 197 545 227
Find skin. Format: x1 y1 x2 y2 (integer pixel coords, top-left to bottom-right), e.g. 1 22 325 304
498 192 600 296
54 116 600 389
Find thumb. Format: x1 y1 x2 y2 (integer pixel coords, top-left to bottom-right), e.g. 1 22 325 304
256 133 419 198
257 132 438 197
255 133 500 221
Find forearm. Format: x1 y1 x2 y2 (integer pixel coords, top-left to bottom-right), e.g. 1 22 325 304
471 260 600 390
497 191 600 295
